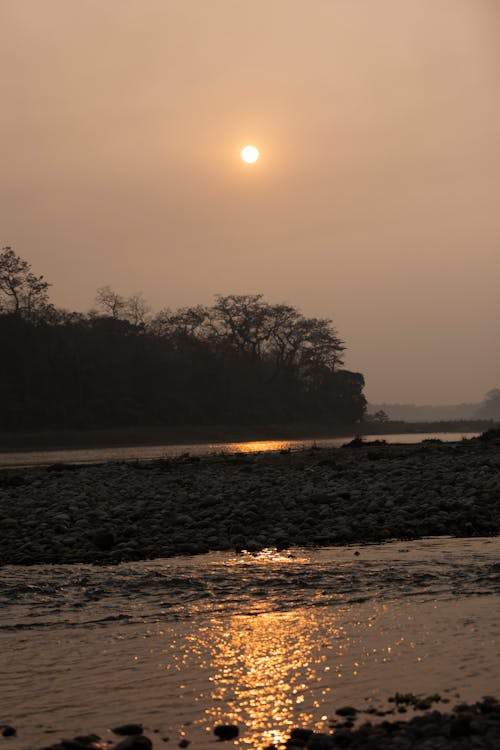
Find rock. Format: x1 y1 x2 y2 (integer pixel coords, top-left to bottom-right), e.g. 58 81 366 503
214 724 239 741
112 724 144 736
91 531 115 551
114 736 152 750
73 736 101 746
244 540 262 553
478 696 499 714
415 700 431 710
231 535 247 552
335 707 358 717
290 729 314 743
274 535 289 551
449 715 472 738
306 733 335 750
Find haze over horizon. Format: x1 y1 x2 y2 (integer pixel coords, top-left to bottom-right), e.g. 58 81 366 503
2 0 499 405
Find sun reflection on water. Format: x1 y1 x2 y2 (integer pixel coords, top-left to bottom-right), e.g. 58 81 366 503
224 440 294 454
197 609 344 748
154 549 352 747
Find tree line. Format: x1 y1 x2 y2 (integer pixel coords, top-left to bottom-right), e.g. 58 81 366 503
0 247 367 431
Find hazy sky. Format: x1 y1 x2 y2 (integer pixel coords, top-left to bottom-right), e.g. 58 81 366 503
2 0 499 404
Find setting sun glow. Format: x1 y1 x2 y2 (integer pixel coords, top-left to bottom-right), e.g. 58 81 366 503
241 145 259 163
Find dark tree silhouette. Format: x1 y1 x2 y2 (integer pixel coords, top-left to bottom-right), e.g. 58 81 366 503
0 249 367 431
95 286 149 325
0 247 51 319
476 389 500 420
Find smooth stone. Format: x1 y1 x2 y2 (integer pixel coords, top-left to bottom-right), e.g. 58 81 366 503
114 736 152 750
73 736 101 746
112 724 144 736
335 706 358 717
306 733 335 750
449 715 472 738
214 725 239 741
289 729 314 743
91 531 115 551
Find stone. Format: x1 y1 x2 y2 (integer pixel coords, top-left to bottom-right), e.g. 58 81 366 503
335 707 358 717
449 715 472 738
73 736 101 746
112 724 144 736
91 531 115 551
306 733 335 750
114 736 152 750
290 729 314 743
274 535 290 551
214 725 239 741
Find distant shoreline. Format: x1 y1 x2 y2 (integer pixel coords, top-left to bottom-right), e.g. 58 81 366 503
0 419 495 453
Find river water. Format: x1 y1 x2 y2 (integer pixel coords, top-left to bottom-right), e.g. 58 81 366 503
1 537 499 750
0 431 480 468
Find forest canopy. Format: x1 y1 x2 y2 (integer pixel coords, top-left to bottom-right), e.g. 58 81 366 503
0 247 367 430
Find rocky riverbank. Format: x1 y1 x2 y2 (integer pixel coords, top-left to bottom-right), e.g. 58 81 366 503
10 697 500 749
0 435 499 566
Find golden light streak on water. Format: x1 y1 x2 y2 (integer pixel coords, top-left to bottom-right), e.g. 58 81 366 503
198 609 344 748
225 440 291 454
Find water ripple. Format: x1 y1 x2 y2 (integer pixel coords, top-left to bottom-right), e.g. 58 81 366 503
0 537 498 631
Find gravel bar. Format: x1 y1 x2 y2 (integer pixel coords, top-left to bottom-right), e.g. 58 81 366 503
1 436 499 566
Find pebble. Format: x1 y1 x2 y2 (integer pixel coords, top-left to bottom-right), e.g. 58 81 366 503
335 706 358 717
112 725 143 737
1 439 499 566
114 737 152 750
213 725 239 741
24 697 500 749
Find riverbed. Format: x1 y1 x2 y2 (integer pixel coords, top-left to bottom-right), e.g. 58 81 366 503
1 437 498 566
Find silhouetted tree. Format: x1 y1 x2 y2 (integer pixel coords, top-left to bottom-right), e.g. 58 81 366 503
0 252 366 431
95 286 149 325
365 409 390 423
0 247 51 319
476 389 500 420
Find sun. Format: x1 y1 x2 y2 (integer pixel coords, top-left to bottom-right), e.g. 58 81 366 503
241 145 259 164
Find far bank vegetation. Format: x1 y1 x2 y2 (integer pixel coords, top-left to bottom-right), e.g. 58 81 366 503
0 248 366 431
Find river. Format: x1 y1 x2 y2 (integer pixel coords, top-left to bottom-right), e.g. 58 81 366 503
0 431 480 468
1 537 499 749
